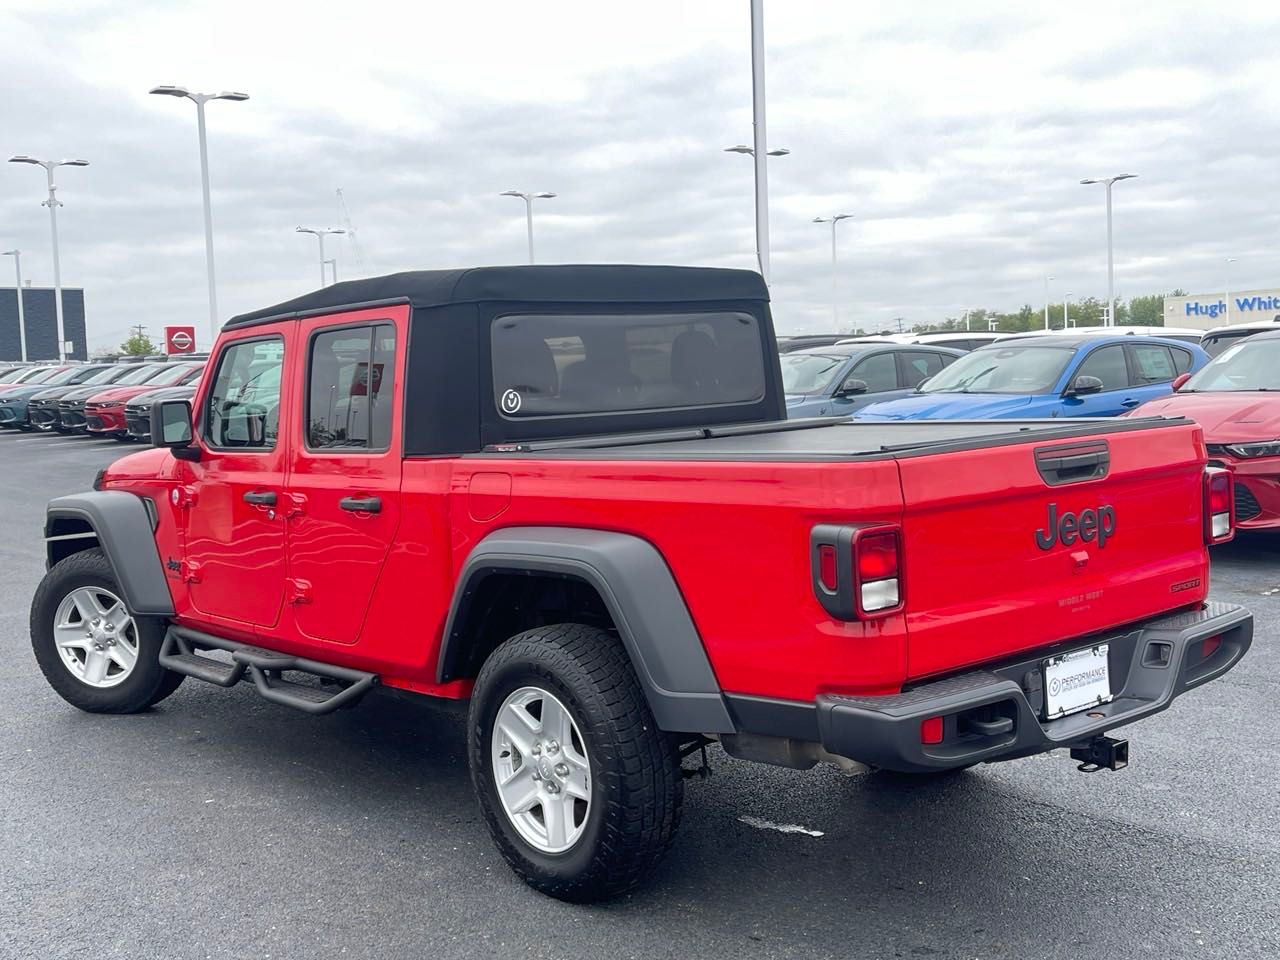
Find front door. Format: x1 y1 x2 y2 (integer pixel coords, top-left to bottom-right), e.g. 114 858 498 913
285 309 405 645
182 329 292 629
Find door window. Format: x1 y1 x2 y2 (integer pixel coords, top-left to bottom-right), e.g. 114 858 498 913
1129 344 1177 383
306 323 396 451
1074 345 1128 391
847 352 899 393
899 350 947 388
204 338 284 449
1171 347 1194 374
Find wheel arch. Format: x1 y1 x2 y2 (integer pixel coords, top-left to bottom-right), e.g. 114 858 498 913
44 492 175 617
440 526 734 734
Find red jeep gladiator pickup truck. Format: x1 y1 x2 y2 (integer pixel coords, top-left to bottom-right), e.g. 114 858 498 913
30 265 1252 901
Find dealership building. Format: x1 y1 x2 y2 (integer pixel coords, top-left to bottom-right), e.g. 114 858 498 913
1164 286 1280 330
0 287 88 361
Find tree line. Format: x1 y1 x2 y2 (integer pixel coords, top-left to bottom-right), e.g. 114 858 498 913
852 290 1187 337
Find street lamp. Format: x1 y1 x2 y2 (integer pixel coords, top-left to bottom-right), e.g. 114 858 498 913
499 191 556 264
723 145 790 157
1044 275 1054 330
296 227 345 287
1063 292 1074 328
2 250 26 361
1224 257 1238 325
1080 173 1137 327
150 85 249 345
8 155 89 361
724 138 787 286
812 214 853 328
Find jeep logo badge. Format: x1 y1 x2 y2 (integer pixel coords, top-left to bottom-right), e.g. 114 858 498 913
1035 503 1116 550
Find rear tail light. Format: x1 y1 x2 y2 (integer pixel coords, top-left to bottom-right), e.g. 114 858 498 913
1204 467 1234 544
811 523 905 620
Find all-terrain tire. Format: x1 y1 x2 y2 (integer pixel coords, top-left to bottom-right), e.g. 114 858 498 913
468 623 683 902
30 548 183 713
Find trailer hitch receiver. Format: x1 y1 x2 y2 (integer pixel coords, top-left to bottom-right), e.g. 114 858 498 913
1070 735 1129 773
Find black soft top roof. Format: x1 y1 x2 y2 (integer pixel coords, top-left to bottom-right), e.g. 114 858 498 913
226 264 769 328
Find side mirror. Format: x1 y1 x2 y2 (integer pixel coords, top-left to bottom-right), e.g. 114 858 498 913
152 399 199 461
1171 372 1192 392
836 378 869 397
1066 375 1104 397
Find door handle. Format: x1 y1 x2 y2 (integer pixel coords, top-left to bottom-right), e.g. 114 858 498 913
339 495 382 514
1121 398 1141 408
243 490 277 506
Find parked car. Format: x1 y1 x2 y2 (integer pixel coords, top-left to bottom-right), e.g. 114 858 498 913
1198 320 1280 357
783 342 963 418
83 362 204 439
1129 329 1280 530
776 334 849 353
0 364 32 381
55 363 171 432
1004 325 1206 345
856 334 1208 421
0 365 115 429
124 381 201 441
30 265 1249 902
28 364 148 431
0 365 62 393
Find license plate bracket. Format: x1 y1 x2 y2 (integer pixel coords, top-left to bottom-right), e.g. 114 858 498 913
1043 643 1112 719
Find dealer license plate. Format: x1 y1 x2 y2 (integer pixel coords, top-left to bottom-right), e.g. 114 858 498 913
1043 644 1112 719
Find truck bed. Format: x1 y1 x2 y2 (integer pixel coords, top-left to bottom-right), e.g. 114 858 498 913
477 415 1189 462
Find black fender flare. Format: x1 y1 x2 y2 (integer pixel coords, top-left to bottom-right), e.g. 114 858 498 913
440 526 735 734
45 491 176 617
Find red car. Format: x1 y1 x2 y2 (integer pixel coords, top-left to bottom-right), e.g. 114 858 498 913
1132 328 1280 529
83 362 205 439
30 266 1251 901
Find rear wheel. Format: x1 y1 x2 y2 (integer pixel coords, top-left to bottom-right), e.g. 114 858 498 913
468 623 683 902
30 549 184 713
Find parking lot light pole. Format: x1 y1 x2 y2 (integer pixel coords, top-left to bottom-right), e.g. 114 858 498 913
812 215 853 328
1044 275 1054 330
1064 292 1073 328
149 86 249 344
1224 257 1237 324
499 191 556 264
8 156 89 361
1080 174 1136 327
326 258 338 285
296 227 344 287
2 250 26 361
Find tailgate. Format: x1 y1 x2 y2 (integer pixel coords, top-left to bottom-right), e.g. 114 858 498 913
896 422 1208 680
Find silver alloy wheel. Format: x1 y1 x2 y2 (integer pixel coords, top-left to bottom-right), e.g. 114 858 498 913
491 685 592 854
52 586 140 689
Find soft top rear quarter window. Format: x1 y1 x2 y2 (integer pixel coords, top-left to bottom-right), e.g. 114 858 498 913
491 311 766 419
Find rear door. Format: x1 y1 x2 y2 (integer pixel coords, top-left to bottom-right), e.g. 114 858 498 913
284 307 406 645
181 329 292 629
895 423 1207 679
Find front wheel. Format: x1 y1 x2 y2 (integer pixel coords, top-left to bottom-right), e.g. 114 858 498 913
30 548 184 713
468 623 683 902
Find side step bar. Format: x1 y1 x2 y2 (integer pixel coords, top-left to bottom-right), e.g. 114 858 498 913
159 626 378 715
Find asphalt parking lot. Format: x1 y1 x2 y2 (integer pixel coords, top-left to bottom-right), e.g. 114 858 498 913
1 429 1278 960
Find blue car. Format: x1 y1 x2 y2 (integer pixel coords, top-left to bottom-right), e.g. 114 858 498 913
0 364 114 429
855 335 1209 421
783 343 964 418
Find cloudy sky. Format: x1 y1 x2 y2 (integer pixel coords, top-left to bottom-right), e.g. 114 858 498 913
2 0 1279 350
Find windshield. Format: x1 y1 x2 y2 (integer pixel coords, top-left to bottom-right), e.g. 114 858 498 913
920 345 1072 395
150 364 203 387
780 352 852 394
81 365 133 386
113 364 165 385
18 367 66 385
1183 339 1280 391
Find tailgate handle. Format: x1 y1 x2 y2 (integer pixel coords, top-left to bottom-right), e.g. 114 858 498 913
1035 441 1110 486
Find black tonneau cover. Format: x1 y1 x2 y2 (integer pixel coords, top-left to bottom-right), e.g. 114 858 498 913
471 416 1191 462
